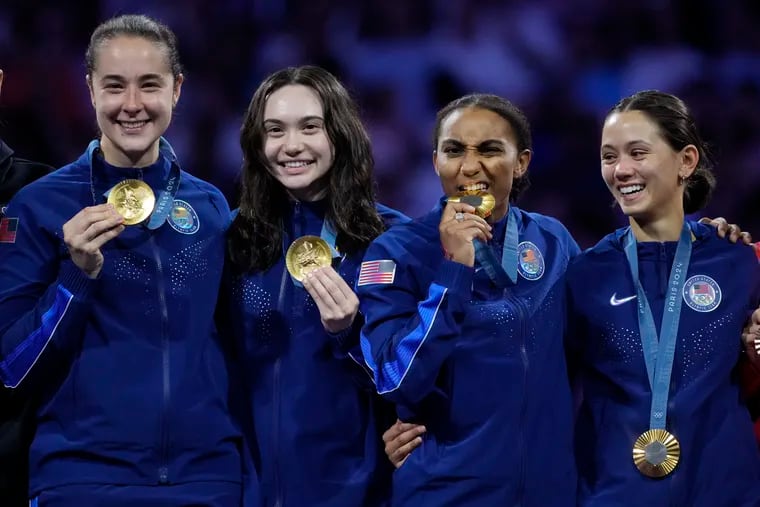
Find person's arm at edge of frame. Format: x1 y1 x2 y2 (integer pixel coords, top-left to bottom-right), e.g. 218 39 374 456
0 191 106 390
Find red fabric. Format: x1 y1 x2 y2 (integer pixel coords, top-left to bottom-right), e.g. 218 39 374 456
739 354 760 443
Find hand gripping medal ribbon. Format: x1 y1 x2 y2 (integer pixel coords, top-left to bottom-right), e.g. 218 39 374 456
447 190 519 287
107 179 156 225
625 222 692 478
285 235 333 282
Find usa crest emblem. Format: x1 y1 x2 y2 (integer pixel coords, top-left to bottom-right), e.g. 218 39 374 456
682 275 721 313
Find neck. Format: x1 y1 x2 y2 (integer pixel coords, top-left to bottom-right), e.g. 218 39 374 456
489 201 509 223
629 210 685 242
100 137 160 168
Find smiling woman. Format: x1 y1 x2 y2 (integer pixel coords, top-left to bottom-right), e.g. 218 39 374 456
222 65 408 507
0 14 252 507
567 90 760 506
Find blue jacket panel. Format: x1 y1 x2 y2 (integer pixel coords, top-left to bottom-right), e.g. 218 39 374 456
567 222 760 507
225 200 407 507
0 140 243 495
359 200 580 507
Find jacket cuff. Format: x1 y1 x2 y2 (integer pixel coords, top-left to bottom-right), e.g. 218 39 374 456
433 259 473 294
327 315 363 355
58 262 98 301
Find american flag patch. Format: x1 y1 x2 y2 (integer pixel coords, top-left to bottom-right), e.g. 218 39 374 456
0 217 18 244
754 242 760 262
358 259 396 286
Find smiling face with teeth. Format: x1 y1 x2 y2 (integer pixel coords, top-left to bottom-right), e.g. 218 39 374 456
434 106 531 222
600 110 697 229
87 35 182 168
262 84 334 202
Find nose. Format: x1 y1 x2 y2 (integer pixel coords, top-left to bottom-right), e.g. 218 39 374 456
459 148 482 176
613 155 635 180
123 86 142 114
283 130 304 155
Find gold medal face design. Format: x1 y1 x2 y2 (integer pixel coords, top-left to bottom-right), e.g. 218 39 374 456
632 429 681 478
285 235 333 281
107 179 156 225
448 190 496 219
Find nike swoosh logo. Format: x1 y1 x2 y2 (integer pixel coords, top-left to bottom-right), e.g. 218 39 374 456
610 293 637 306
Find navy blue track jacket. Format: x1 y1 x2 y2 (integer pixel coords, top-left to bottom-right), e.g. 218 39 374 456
359 199 580 507
224 199 407 507
0 140 244 497
568 222 760 507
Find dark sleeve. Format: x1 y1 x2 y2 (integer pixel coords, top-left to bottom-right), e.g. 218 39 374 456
0 196 96 389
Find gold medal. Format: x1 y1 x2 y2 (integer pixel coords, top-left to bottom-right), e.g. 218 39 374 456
448 190 496 219
285 235 333 281
632 429 681 478
107 179 155 225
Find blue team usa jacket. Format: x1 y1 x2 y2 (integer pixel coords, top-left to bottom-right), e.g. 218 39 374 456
567 221 760 507
359 199 580 507
0 140 244 498
224 199 407 507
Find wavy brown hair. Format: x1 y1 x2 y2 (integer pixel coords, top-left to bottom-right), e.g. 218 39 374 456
227 66 385 272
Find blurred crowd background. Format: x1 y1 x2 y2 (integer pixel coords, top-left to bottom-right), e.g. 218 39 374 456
1 0 759 248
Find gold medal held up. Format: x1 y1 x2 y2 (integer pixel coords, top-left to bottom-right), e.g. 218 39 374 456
632 428 681 478
285 235 332 281
448 190 496 219
107 179 155 225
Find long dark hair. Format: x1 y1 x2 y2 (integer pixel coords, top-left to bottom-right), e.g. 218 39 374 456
607 90 716 214
228 66 385 272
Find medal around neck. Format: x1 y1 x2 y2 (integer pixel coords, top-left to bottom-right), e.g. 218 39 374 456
285 235 333 281
632 428 681 478
447 191 496 219
107 179 156 226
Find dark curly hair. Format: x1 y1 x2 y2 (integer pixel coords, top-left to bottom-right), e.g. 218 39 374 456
432 93 532 202
228 65 385 272
607 90 716 214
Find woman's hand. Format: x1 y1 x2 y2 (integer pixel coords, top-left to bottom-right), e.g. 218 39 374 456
302 266 359 334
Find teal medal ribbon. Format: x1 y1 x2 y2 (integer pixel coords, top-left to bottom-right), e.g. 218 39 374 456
473 205 518 287
624 222 691 430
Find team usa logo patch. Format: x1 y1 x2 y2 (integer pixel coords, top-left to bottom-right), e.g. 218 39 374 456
682 275 721 312
167 199 199 234
517 241 544 280
358 259 396 286
0 217 18 243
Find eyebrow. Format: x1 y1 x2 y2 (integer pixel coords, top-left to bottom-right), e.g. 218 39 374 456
99 73 167 82
263 115 325 124
440 138 506 146
601 139 652 149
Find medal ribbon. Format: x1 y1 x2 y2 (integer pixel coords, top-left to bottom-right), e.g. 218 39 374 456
473 205 518 287
624 222 691 430
89 138 182 230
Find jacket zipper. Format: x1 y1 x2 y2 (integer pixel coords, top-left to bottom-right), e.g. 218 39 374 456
150 234 171 484
509 290 529 507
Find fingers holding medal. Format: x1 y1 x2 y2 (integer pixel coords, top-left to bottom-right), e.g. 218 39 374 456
63 204 126 279
440 197 492 267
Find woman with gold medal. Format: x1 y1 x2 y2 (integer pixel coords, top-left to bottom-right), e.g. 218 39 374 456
566 90 760 506
358 93 580 506
0 14 255 506
223 66 407 507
